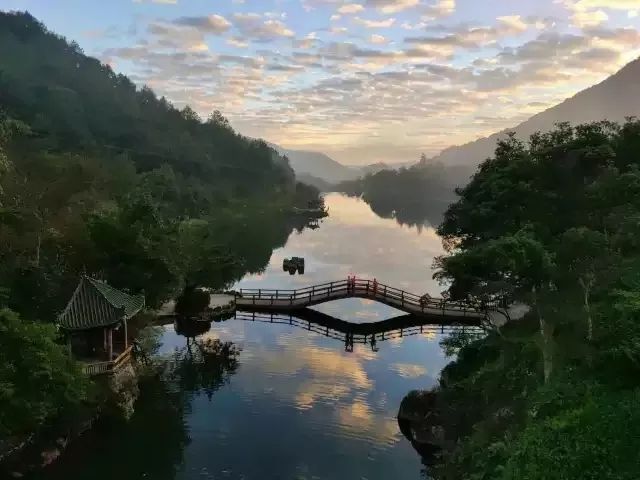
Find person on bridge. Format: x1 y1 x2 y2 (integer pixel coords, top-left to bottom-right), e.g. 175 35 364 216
373 278 378 296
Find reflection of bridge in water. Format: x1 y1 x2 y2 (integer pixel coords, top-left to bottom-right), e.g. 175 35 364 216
233 308 484 352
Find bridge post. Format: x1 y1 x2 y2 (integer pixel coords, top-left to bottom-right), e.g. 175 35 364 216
259 289 261 299
401 291 404 307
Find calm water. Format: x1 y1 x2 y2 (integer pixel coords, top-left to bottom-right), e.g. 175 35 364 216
39 194 453 480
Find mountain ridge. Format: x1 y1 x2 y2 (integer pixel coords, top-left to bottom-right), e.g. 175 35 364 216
428 57 640 167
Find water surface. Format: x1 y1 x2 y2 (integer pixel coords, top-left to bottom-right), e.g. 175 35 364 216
40 194 454 480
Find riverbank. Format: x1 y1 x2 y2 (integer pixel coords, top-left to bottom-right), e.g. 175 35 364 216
1 363 139 478
400 310 640 480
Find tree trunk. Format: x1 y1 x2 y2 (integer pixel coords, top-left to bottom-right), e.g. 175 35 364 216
34 230 41 267
579 277 594 342
533 285 553 383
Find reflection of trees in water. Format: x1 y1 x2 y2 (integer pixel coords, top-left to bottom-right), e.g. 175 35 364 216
44 325 242 480
143 318 241 401
367 199 451 232
192 210 314 290
133 208 317 307
167 336 241 401
41 373 191 480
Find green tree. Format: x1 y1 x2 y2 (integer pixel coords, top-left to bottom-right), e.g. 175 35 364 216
0 308 89 439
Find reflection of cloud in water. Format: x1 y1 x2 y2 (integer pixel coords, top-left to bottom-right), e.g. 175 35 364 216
336 397 400 447
390 363 428 379
145 194 459 479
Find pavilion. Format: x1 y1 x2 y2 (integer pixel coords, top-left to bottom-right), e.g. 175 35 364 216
58 276 145 372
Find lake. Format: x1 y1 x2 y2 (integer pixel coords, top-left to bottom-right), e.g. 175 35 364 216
38 193 456 480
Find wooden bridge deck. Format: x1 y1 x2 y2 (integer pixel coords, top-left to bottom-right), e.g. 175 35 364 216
236 279 503 325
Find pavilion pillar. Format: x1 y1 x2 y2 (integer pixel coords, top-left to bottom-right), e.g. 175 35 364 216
123 319 128 348
103 328 107 351
107 328 113 361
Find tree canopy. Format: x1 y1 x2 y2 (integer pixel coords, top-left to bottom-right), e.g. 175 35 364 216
429 119 640 480
0 11 320 320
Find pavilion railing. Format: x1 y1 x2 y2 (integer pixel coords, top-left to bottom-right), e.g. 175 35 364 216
83 344 134 377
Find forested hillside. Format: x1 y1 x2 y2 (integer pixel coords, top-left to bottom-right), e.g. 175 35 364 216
0 11 318 321
419 120 640 480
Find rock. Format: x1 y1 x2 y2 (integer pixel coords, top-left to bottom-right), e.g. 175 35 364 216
10 472 23 478
397 389 446 463
41 448 61 467
398 389 438 422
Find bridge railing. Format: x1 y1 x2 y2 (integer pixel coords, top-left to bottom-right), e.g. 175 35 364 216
237 278 501 315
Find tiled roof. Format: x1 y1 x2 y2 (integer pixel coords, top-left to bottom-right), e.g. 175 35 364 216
58 276 145 330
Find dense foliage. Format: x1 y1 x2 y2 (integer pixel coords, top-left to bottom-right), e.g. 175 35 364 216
0 11 320 321
0 11 322 455
430 120 640 479
336 158 471 228
0 309 89 442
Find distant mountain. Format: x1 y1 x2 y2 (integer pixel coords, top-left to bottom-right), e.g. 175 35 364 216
359 162 397 176
295 173 333 192
269 144 361 184
429 57 640 167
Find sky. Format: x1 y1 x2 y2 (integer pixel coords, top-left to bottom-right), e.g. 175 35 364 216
3 0 640 165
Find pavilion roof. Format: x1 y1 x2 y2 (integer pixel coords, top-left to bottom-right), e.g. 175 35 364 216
58 276 145 330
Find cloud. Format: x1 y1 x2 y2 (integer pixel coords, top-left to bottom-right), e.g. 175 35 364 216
227 36 249 48
571 8 609 27
365 0 420 13
338 3 365 14
421 0 456 19
404 16 547 54
173 14 231 34
574 0 640 10
354 16 396 28
103 1 640 165
233 12 295 41
147 21 209 50
565 0 636 28
369 34 388 44
496 15 529 32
